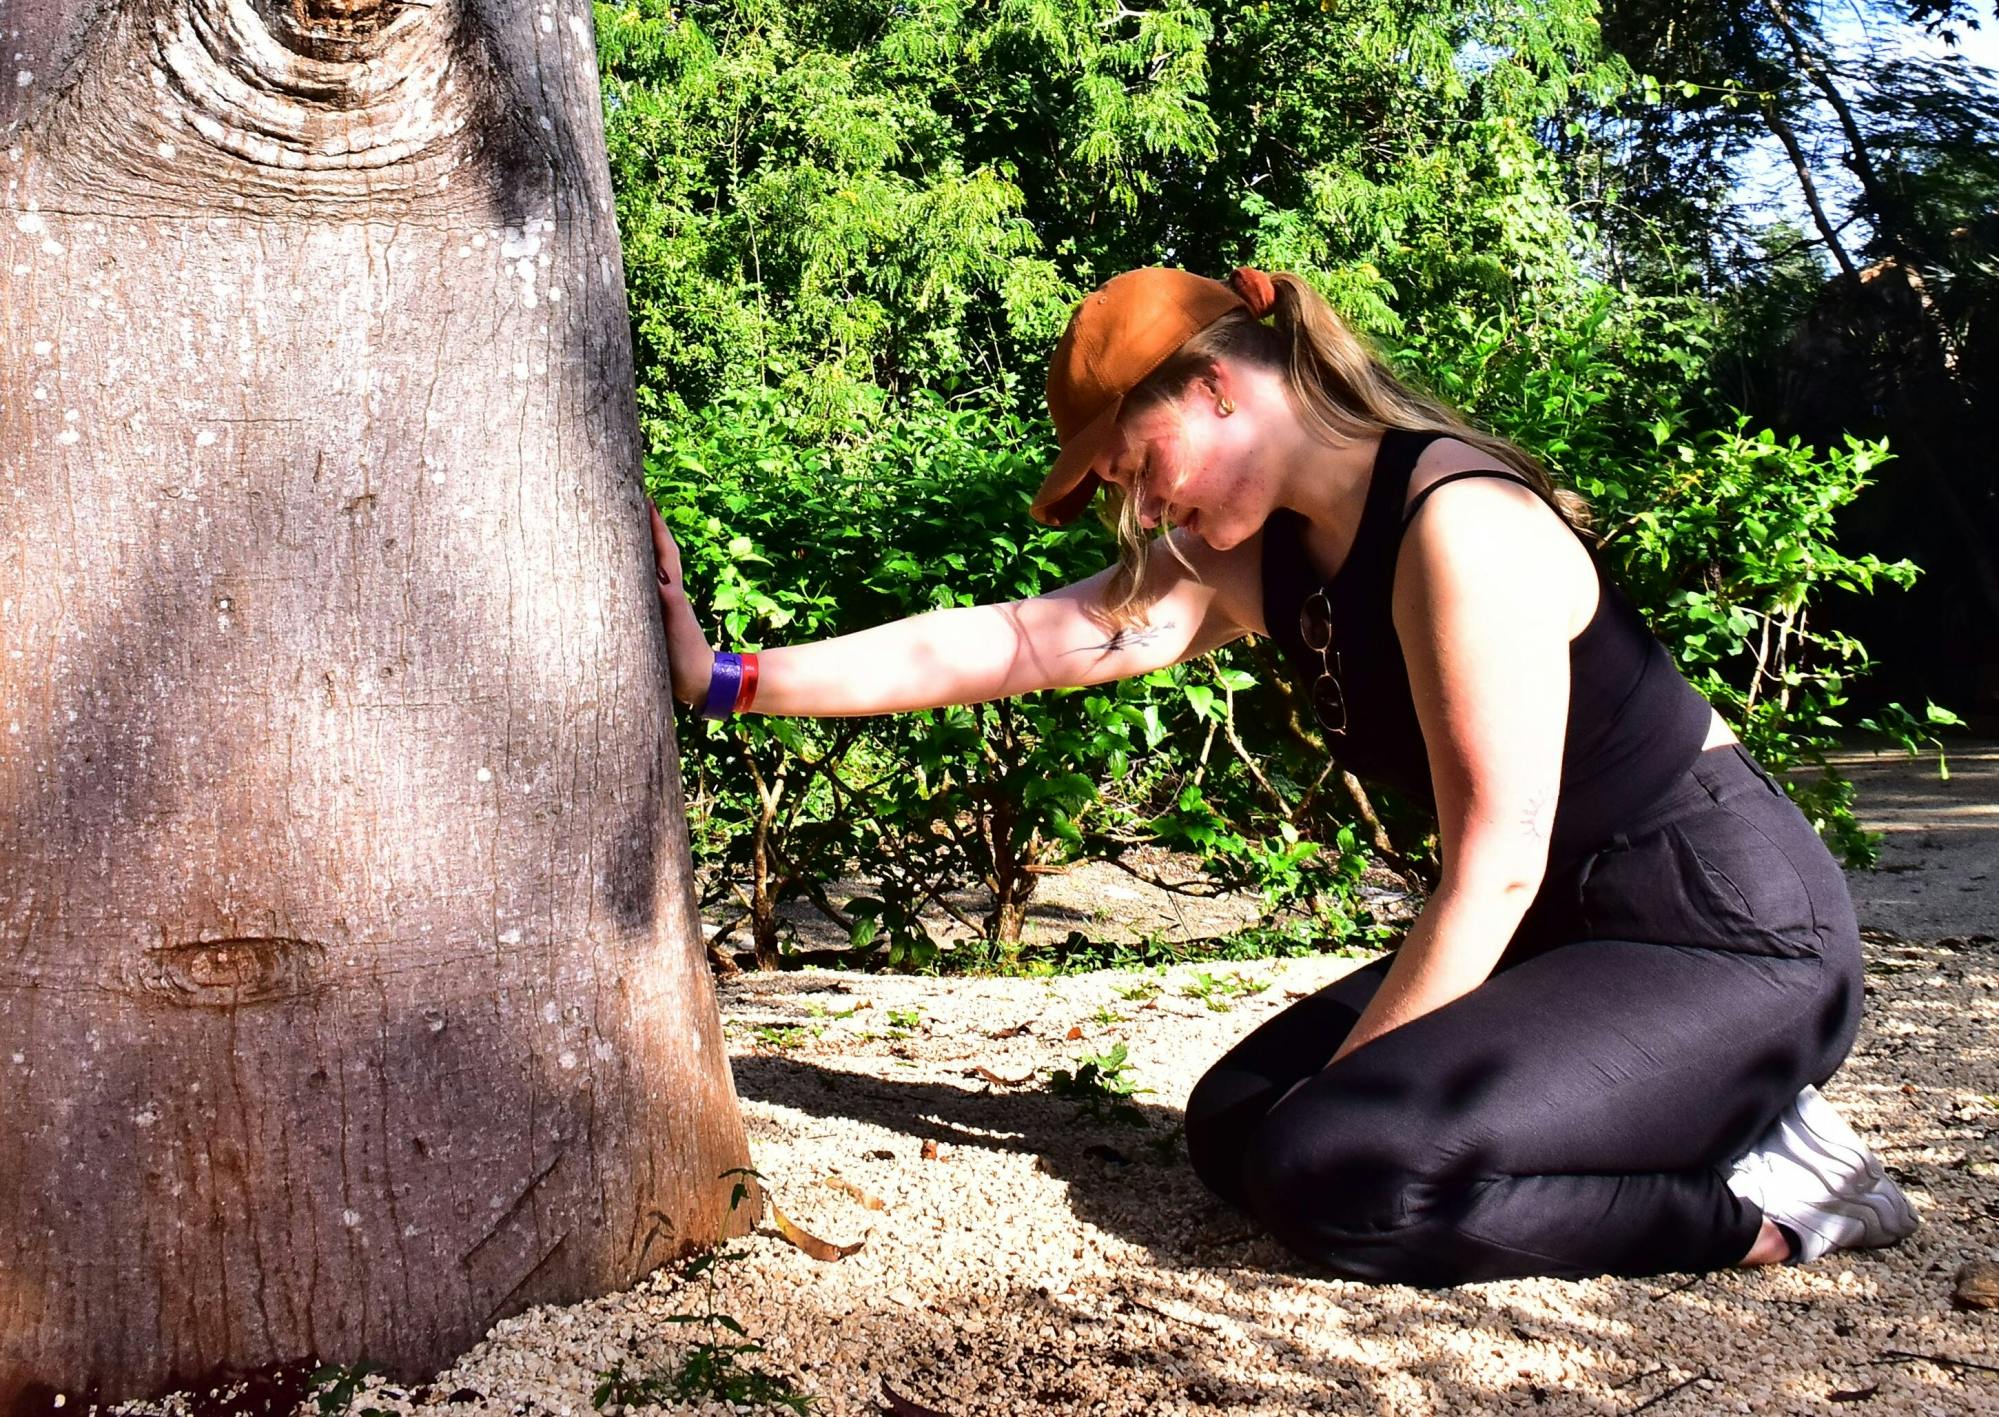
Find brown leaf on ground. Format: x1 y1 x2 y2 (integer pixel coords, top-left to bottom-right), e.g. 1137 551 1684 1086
1064 1025 1084 1040
966 1065 1035 1087
880 1380 952 1416
822 1175 887 1211
920 1138 940 1161
988 1021 1031 1038
768 1198 866 1261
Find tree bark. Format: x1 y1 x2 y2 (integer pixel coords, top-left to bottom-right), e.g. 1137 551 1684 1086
0 0 752 1402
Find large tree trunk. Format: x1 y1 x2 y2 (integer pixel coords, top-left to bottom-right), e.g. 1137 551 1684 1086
0 0 752 1402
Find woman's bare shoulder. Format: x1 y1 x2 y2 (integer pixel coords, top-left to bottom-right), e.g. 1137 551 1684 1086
1403 435 1534 513
1170 523 1270 641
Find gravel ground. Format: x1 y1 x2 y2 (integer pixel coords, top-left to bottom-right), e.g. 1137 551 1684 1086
134 747 1999 1416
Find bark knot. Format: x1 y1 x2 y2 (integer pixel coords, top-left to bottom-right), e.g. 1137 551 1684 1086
153 0 474 171
135 935 326 1007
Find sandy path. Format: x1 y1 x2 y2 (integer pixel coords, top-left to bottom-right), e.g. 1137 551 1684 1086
393 746 1997 1416
118 744 1999 1416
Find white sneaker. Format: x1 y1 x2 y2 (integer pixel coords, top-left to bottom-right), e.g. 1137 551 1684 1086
1725 1085 1919 1263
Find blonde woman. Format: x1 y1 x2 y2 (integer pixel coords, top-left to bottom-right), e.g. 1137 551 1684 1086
648 267 1916 1284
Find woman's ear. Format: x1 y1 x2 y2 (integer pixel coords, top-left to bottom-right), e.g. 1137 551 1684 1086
1198 359 1235 407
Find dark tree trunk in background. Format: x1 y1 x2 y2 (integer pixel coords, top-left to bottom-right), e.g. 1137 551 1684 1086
0 0 751 1401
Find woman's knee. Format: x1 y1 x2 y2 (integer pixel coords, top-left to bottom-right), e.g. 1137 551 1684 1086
1183 1064 1277 1209
1239 1107 1414 1228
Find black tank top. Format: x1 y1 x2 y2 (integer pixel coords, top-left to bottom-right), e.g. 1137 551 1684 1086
1261 428 1713 866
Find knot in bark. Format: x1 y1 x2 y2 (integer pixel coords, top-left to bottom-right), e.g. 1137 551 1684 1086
262 0 411 61
154 0 470 170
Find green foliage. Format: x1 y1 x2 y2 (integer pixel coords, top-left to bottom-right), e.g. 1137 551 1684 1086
1602 419 1917 863
308 1364 384 1417
750 1023 811 1050
1047 1042 1153 1128
612 0 1945 958
1178 970 1270 1012
652 391 1386 969
599 0 1632 431
594 1168 814 1415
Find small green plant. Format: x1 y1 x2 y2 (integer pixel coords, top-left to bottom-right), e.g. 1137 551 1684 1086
1090 1004 1126 1026
1179 971 1270 1012
1114 976 1163 1003
885 1006 924 1037
592 1168 814 1415
308 1363 383 1417
751 1024 812 1050
1047 1042 1152 1129
803 1000 861 1021
1858 700 1969 777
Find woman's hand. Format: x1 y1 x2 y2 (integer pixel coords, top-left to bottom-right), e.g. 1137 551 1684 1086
649 503 716 707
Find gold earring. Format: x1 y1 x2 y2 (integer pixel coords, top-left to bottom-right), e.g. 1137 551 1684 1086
1217 396 1236 417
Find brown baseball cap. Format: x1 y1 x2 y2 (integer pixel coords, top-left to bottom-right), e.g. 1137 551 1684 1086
1031 266 1276 526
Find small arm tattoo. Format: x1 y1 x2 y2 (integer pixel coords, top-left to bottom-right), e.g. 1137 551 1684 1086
1520 786 1555 841
1064 621 1176 657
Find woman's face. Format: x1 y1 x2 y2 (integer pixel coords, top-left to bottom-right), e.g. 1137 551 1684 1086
1103 372 1275 550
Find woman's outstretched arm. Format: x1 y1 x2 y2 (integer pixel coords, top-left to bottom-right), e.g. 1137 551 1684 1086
649 505 1261 716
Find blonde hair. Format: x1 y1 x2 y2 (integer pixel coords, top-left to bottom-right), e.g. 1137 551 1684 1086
1097 271 1591 627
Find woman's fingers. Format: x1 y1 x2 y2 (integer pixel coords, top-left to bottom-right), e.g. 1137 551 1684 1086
648 502 683 589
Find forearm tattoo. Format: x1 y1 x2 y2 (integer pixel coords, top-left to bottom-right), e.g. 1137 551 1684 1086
1065 621 1176 657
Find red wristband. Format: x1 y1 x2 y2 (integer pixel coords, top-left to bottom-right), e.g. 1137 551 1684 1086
732 652 760 713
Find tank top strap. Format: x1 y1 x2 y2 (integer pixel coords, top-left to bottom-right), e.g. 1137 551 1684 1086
1396 464 1605 577
1399 467 1538 528
1341 428 1448 589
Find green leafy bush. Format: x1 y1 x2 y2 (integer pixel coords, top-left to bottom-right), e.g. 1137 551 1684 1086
649 392 1380 969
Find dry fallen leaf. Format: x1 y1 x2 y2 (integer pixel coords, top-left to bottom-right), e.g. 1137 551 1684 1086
988 1021 1031 1039
966 1066 1035 1087
880 1380 951 1416
767 1197 865 1261
919 1138 940 1161
821 1175 887 1211
1064 1025 1084 1040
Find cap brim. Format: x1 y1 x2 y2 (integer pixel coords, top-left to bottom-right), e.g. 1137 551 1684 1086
1030 399 1125 526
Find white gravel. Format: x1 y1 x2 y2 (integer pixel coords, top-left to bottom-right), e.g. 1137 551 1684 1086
118 750 1999 1416
308 920 1995 1417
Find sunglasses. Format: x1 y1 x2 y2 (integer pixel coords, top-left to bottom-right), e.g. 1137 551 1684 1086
1299 588 1348 737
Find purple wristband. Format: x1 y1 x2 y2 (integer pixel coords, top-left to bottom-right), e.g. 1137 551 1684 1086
701 652 744 720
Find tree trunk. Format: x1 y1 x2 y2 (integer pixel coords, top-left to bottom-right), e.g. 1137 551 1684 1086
1759 98 1861 282
0 0 752 1403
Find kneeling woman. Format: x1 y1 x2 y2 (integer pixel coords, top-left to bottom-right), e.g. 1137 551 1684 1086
648 266 1917 1284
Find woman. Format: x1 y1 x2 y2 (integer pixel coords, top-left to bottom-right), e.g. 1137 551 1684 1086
647 266 1918 1285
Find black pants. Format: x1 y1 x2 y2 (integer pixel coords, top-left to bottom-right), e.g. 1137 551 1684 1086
1183 744 1864 1284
